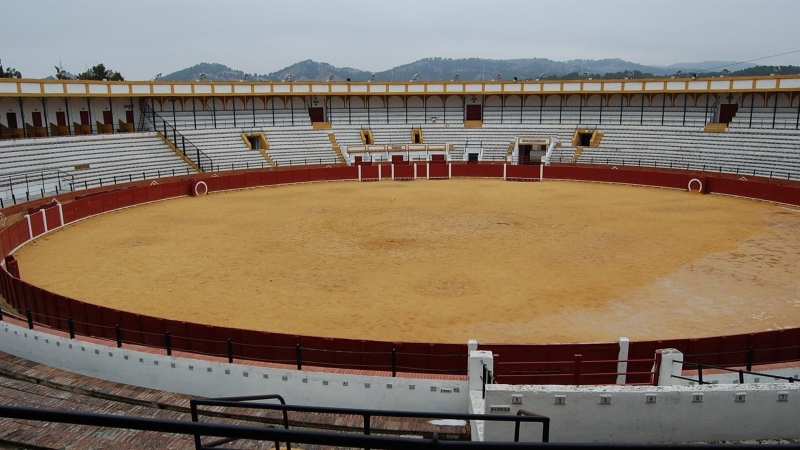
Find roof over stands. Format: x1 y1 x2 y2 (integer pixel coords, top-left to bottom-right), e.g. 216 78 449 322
1 75 800 98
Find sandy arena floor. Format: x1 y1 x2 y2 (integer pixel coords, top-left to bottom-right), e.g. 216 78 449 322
14 179 800 344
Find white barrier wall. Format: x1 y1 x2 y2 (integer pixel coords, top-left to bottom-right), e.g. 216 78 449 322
483 383 800 443
0 321 468 413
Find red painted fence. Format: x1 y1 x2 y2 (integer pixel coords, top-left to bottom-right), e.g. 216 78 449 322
1 164 799 383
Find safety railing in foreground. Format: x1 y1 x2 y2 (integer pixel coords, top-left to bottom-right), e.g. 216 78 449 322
0 404 782 449
190 394 550 449
4 308 468 376
672 360 800 385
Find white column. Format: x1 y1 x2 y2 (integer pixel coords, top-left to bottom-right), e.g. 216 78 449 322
414 163 417 180
378 165 382 181
503 164 507 180
448 163 452 179
56 201 64 227
391 163 395 180
468 339 478 353
539 163 544 181
25 214 32 239
469 350 494 392
358 164 362 182
616 337 630 385
426 163 430 180
41 210 48 233
656 348 684 386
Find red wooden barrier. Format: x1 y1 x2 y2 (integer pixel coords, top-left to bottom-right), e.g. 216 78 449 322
393 164 415 180
360 165 380 180
29 212 45 238
428 164 449 179
44 207 61 230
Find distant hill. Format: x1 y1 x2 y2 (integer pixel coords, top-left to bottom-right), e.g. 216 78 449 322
160 58 766 82
160 63 247 82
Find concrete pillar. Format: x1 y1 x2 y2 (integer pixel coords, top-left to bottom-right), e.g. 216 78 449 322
616 337 630 385
467 339 478 354
469 350 494 392
656 348 684 386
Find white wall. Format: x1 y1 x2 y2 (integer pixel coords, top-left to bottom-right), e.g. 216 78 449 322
483 383 800 443
0 321 468 413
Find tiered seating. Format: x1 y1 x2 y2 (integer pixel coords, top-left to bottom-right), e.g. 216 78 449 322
180 129 269 171
0 133 195 202
730 108 800 130
261 127 340 166
166 109 311 130
550 145 578 164
483 106 711 127
576 126 800 179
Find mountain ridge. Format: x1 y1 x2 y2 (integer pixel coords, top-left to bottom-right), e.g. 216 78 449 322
159 58 768 82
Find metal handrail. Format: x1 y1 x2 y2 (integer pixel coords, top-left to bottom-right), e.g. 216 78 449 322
141 100 215 172
189 395 551 446
673 360 799 385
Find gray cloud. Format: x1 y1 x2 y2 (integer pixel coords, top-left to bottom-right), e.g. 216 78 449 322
1 0 799 80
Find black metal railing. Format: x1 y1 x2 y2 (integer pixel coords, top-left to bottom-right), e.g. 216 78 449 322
673 360 799 385
0 169 74 207
0 404 778 449
553 153 799 181
141 100 214 172
190 394 550 449
481 363 496 399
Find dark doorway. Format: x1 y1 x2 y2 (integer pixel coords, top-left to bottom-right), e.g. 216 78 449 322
411 129 423 144
518 144 532 165
468 153 479 163
32 112 43 128
56 111 67 127
103 110 113 125
718 104 739 124
578 132 592 147
125 110 135 124
466 104 482 121
6 113 18 129
308 107 325 123
79 111 90 125
247 135 260 150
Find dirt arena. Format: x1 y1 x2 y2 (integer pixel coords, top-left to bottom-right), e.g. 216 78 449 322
14 179 800 344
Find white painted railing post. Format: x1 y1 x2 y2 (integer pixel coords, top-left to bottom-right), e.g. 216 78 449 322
391 163 395 180
656 348 684 386
469 349 494 392
616 337 630 385
25 214 32 240
357 164 362 182
503 164 507 180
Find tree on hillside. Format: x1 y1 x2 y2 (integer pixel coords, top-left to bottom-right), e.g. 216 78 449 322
76 63 124 81
54 66 71 79
0 60 22 78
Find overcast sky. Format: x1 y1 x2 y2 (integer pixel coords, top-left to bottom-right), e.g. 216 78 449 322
2 0 799 80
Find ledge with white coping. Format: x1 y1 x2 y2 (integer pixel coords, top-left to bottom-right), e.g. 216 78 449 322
483 383 800 443
0 321 468 413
